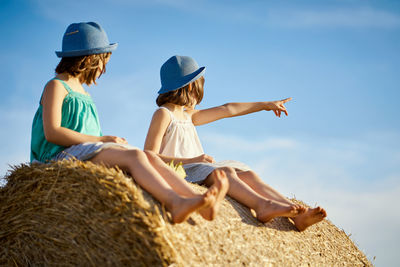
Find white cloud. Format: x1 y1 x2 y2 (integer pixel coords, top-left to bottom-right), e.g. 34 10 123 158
303 177 400 266
0 106 32 180
200 130 400 266
201 132 298 152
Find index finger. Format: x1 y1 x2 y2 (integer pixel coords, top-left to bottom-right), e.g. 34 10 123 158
281 97 292 103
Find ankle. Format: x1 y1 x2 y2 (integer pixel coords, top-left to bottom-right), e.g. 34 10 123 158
254 198 271 213
164 191 181 211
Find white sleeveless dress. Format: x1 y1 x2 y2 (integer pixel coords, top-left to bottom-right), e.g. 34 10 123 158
159 107 251 183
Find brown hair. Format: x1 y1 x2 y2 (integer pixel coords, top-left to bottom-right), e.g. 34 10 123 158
156 76 205 107
55 52 111 85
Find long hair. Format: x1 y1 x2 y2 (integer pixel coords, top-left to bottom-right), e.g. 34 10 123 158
55 52 111 85
156 76 205 107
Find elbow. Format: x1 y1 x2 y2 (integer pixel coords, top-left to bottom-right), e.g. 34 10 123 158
143 149 154 154
144 150 166 162
143 150 156 157
222 103 234 116
222 103 229 108
43 127 59 144
143 149 159 155
44 132 57 144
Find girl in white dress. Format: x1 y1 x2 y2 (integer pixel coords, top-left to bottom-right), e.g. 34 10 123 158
144 55 327 230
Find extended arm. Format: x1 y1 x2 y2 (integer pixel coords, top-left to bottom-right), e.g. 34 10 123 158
190 98 292 126
144 108 214 164
42 80 126 146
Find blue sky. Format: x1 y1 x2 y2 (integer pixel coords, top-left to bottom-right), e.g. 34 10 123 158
1 0 399 266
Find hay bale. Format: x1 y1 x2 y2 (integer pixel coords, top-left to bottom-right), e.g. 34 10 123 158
0 160 176 266
0 160 372 266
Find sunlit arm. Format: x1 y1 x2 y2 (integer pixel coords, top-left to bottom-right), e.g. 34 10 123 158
190 97 292 126
42 80 125 146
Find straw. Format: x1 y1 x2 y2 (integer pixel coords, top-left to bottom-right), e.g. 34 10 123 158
0 160 372 266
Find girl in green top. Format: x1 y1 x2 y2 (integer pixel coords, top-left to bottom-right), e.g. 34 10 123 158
30 22 228 224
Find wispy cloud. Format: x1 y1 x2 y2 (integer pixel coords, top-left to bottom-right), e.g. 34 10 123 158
147 1 400 29
161 1 400 29
200 130 400 266
31 0 400 30
263 7 400 29
201 132 298 152
0 106 32 185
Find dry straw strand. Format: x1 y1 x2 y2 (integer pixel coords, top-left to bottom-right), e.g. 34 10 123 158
0 159 372 266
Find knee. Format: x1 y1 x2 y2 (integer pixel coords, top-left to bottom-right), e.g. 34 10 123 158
205 167 234 185
205 168 231 186
240 170 261 183
143 150 157 157
143 150 156 158
216 166 236 176
143 150 160 163
126 148 146 160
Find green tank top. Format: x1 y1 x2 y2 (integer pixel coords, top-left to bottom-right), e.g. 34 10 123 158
30 78 102 162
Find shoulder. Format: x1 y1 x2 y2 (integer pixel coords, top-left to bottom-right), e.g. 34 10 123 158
151 107 172 124
41 79 68 104
44 79 69 96
147 108 172 135
154 107 171 118
45 78 65 89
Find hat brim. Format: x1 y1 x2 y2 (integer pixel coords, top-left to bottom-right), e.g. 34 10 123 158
55 43 118 58
158 66 205 94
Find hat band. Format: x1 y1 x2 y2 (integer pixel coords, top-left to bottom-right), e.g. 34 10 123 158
56 43 117 58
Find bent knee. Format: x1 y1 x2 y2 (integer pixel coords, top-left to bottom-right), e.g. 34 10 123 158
126 148 146 159
242 170 257 177
215 166 236 176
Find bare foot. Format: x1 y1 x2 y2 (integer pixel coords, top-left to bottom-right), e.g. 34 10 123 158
256 200 301 223
292 207 327 231
168 191 216 224
198 169 229 221
294 204 307 214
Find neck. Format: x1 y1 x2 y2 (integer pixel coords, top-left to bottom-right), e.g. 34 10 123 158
163 103 185 112
56 73 88 94
56 73 82 83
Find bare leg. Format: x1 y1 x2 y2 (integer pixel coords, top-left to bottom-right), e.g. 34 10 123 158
196 169 229 220
143 151 229 220
204 167 300 223
90 147 216 223
236 170 296 206
236 170 326 229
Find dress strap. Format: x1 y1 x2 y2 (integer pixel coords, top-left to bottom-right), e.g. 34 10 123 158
39 78 73 105
53 78 73 93
158 106 175 121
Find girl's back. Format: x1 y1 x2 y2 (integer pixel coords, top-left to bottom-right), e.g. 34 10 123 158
31 78 101 162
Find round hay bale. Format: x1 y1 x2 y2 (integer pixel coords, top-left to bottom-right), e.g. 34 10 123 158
0 160 372 266
0 160 176 266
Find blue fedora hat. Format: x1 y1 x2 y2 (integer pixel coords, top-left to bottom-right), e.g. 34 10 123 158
158 55 205 94
55 22 117 58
